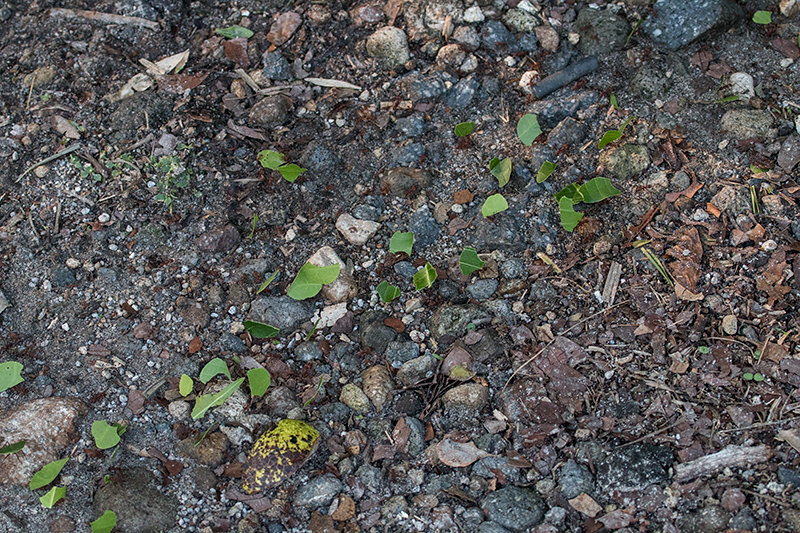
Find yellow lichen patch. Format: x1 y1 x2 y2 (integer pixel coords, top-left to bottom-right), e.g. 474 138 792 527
242 419 320 494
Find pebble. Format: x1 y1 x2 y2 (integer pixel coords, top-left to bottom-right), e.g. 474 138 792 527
294 473 342 508
340 383 372 412
361 365 394 412
574 7 631 55
408 205 441 248
307 246 358 303
598 144 651 180
366 26 410 69
466 279 498 300
248 95 293 127
481 21 518 53
386 341 421 368
641 0 744 50
194 224 241 253
596 444 673 492
721 314 738 335
262 51 292 80
481 485 546 532
441 382 489 410
463 6 485 23
720 109 774 139
396 355 435 387
336 213 381 246
557 460 595 500
93 467 178 533
503 10 539 33
453 26 480 51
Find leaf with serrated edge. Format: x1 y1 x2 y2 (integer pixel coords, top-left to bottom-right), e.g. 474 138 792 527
579 177 621 204
30 458 68 490
413 263 437 290
481 194 508 217
389 232 414 255
459 247 485 276
558 197 583 232
199 358 232 384
247 368 271 397
376 280 400 303
244 320 280 339
536 161 556 183
191 378 245 419
517 114 542 146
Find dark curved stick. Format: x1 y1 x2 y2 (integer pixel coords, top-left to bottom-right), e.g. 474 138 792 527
531 56 600 99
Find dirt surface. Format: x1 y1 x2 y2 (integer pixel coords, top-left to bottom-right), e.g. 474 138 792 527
1 0 800 532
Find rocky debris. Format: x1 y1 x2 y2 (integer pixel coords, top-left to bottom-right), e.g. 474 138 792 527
720 109 774 139
574 7 631 55
366 26 410 68
249 295 314 332
642 0 744 50
194 224 241 253
247 95 293 127
599 144 651 180
481 485 546 532
335 213 381 246
176 432 229 467
0 398 87 486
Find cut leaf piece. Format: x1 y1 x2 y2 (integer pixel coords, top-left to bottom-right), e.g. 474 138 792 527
91 421 122 450
216 25 255 39
753 11 772 24
199 358 232 384
558 197 584 232
243 419 320 494
257 150 285 170
39 486 66 508
0 361 24 393
91 511 117 533
389 231 414 255
287 263 341 300
247 368 271 398
579 177 622 203
454 121 475 137
481 194 508 217
277 164 306 183
554 183 583 203
517 113 542 145
244 320 280 339
30 458 68 490
376 280 400 303
413 263 438 290
179 374 193 396
536 161 556 183
0 440 25 454
459 247 485 276
191 378 245 420
256 271 278 294
489 157 512 187
598 130 622 149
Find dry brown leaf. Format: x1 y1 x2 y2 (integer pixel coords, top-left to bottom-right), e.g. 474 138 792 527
436 438 489 467
569 493 602 517
776 428 800 454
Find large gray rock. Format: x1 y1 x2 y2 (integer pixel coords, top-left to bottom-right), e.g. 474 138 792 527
575 7 631 55
641 0 744 50
367 26 410 68
93 467 178 533
720 109 774 139
597 444 674 492
481 485 546 532
249 295 314 332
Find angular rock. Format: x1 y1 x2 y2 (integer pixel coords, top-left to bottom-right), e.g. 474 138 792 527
429 304 491 341
367 26 410 68
194 224 241 253
360 310 397 355
176 432 228 467
481 485 546 532
596 444 674 492
0 398 87 486
408 205 441 248
396 355 435 387
381 167 431 196
499 380 562 426
362 365 394 412
481 20 518 53
247 94 293 127
720 109 773 139
575 7 631 55
294 473 343 508
641 0 744 50
527 91 599 130
93 467 178 533
249 295 314 332
336 213 381 246
599 144 650 180
778 134 800 171
441 383 489 410
267 12 302 46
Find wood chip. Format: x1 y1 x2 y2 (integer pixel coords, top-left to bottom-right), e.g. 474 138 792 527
305 77 362 91
675 445 771 482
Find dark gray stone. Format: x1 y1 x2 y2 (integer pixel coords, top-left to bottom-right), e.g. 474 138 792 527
386 341 421 368
51 267 76 288
395 114 425 137
218 332 247 354
430 304 491 341
194 224 241 253
294 342 323 361
249 295 314 332
442 76 480 109
778 134 800 172
474 214 528 252
93 467 178 533
466 279 498 300
641 0 744 50
359 310 397 355
500 259 526 279
558 460 595 499
480 485 545 532
108 92 174 142
392 143 425 166
356 463 385 494
293 473 342 508
408 205 441 248
473 456 523 484
479 522 513 533
575 7 631 55
453 26 480 51
404 71 448 102
676 505 731 533
248 95 293 127
547 117 589 149
527 90 598 130
728 508 757 531
597 444 673 492
300 142 340 177
393 261 418 278
262 51 292 80
778 466 800 488
632 65 673 100
481 20 518 54
519 32 539 53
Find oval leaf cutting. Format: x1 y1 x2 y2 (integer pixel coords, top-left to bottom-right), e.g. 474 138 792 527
216 25 255 39
558 197 584 232
376 280 400 303
179 374 193 396
243 419 320 494
91 511 117 533
247 368 271 398
517 113 542 145
481 194 508 217
244 320 280 339
91 421 121 450
199 358 232 384
413 263 437 290
0 361 24 393
389 231 414 256
454 121 475 137
536 161 556 183
287 263 340 300
30 458 68 490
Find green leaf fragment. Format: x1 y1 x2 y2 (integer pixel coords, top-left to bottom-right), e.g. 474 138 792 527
752 11 772 24
256 271 278 294
536 161 556 183
459 247 485 276
216 25 255 39
598 130 622 149
489 157 512 187
247 368 271 398
179 374 193 396
389 231 414 255
579 177 622 204
516 114 542 145
454 121 475 137
413 263 437 290
0 440 25 454
287 263 341 300
199 358 232 384
91 421 122 450
40 486 66 508
714 95 740 103
610 93 618 109
191 378 245 420
558 197 584 232
0 361 24 393
277 164 306 183
91 511 117 533
481 194 508 217
257 150 286 170
244 320 280 339
555 183 583 203
376 280 401 303
30 458 68 490
743 372 754 381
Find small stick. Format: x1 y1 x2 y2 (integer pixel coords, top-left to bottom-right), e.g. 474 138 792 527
531 56 599 99
53 198 62 235
16 143 82 182
675 444 771 482
50 8 159 31
27 212 40 245
112 133 154 159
